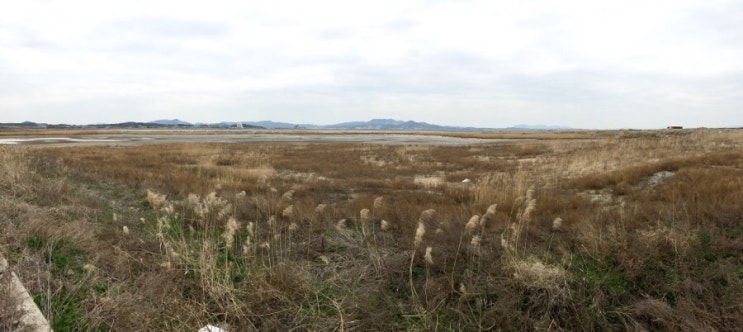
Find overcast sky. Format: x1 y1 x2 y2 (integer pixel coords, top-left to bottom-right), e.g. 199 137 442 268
1 0 741 128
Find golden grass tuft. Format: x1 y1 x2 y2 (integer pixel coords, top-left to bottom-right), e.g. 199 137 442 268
510 258 567 291
146 189 166 210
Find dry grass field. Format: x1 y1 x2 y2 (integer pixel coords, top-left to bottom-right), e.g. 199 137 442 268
1 128 743 331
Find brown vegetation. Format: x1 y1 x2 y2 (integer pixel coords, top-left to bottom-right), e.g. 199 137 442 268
1 128 743 330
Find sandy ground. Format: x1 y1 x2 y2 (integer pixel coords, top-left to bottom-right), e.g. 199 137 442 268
0 132 522 146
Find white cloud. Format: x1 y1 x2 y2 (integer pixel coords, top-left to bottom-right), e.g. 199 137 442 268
1 0 742 128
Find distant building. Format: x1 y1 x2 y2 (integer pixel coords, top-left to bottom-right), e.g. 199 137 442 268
667 126 683 129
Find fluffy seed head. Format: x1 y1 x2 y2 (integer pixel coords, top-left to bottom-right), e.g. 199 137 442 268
247 222 255 237
83 264 97 274
500 233 515 251
522 199 536 221
258 175 268 187
194 204 208 220
205 192 225 208
223 217 239 249
552 217 563 231
281 189 295 202
288 222 299 232
146 190 166 210
162 204 175 215
282 205 294 218
380 219 390 231
465 215 480 233
336 219 347 230
217 203 232 220
360 208 370 222
415 222 426 247
526 186 535 201
419 209 436 222
267 216 277 227
471 235 481 247
187 193 200 206
486 204 498 216
373 196 384 210
315 203 327 214
425 246 434 264
122 226 129 236
235 190 246 198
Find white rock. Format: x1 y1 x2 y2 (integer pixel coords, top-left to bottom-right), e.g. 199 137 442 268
198 324 225 332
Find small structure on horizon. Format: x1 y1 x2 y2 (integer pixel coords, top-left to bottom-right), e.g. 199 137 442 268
667 126 683 129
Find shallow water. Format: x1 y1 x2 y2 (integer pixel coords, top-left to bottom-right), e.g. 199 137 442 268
0 133 519 146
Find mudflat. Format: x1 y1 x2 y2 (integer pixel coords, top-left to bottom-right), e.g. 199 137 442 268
0 131 521 146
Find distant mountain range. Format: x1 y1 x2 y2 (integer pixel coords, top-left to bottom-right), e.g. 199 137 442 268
1 118 573 131
157 118 574 131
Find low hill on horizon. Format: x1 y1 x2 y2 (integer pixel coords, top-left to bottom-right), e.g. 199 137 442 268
2 118 576 131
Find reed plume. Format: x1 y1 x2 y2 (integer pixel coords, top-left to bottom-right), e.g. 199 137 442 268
282 205 294 218
486 203 497 216
471 235 481 248
465 215 480 233
336 219 347 231
380 219 390 231
247 222 255 237
419 209 436 222
415 222 426 247
424 246 434 265
146 189 166 210
223 217 239 249
552 217 563 231
281 189 295 202
373 196 384 210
